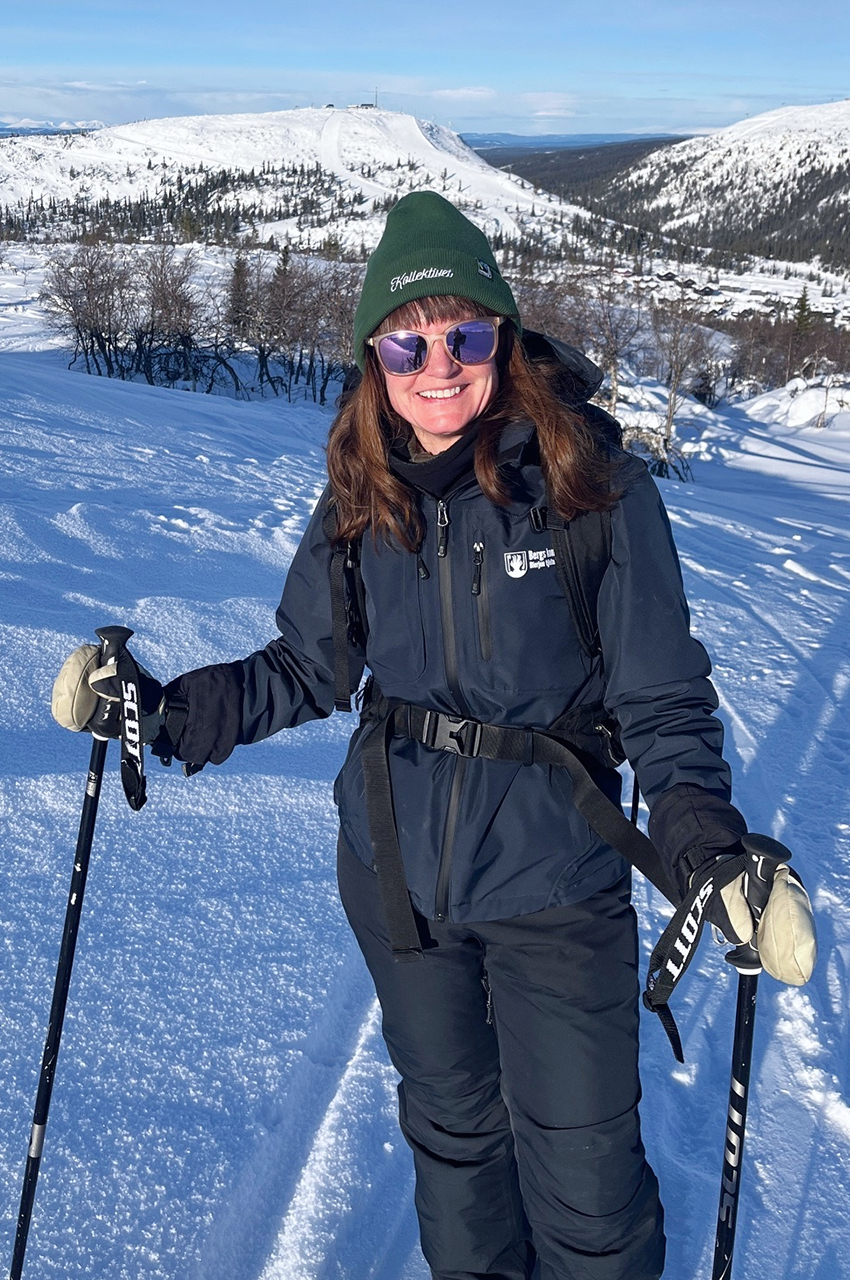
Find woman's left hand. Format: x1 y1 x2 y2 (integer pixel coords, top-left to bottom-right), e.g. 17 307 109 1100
702 848 817 985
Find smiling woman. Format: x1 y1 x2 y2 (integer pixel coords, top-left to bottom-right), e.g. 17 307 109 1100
49 189 816 1280
327 192 616 549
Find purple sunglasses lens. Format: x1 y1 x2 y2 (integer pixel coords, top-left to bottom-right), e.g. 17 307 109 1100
377 331 430 374
377 320 497 374
445 321 498 364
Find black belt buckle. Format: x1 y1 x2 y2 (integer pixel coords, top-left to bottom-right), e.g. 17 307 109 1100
423 712 482 757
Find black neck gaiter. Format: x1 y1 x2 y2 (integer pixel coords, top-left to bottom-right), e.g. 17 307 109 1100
388 425 480 499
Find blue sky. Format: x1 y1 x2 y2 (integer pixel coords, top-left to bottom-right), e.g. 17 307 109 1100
2 0 848 135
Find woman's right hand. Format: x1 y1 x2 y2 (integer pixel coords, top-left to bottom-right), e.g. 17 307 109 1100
52 641 167 744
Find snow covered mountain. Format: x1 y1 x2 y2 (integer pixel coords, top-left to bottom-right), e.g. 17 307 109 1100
0 117 102 138
0 107 576 253
2 102 848 326
588 100 850 269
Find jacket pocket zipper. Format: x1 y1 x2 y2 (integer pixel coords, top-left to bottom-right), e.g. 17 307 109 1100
472 540 492 661
435 755 466 922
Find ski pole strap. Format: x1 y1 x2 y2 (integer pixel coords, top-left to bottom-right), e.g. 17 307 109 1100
93 625 147 812
642 852 748 1061
113 644 148 812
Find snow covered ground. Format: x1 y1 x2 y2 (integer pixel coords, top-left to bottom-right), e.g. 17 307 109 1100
1 344 849 1280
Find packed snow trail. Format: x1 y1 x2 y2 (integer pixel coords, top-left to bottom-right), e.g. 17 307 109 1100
1 350 849 1278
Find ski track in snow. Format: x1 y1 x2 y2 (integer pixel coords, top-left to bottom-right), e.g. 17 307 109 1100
2 347 850 1278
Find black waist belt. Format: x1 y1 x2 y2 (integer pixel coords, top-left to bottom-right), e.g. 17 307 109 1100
360 700 719 1062
394 703 677 897
361 702 678 952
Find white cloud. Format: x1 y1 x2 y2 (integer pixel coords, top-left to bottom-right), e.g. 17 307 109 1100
430 87 496 102
521 91 580 119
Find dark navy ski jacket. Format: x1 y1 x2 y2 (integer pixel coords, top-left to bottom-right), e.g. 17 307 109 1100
165 422 746 923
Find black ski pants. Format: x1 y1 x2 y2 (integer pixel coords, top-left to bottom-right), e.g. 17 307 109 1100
338 842 666 1280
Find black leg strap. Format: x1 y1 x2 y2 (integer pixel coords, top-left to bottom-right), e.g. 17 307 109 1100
360 712 424 963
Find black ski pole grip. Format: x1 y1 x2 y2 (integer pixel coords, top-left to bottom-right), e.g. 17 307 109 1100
95 625 135 660
740 833 790 922
726 834 789 973
88 627 135 743
94 626 148 812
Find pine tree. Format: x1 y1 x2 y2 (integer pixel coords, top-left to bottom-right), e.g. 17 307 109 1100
227 255 252 341
793 287 814 337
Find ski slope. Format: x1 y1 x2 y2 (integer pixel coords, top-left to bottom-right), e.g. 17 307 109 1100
1 350 849 1279
0 107 575 253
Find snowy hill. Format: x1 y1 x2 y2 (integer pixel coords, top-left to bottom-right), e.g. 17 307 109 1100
0 107 575 252
1 341 850 1278
0 117 102 138
591 99 850 269
3 103 849 330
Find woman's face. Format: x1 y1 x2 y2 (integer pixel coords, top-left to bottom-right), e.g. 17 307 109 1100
379 312 499 455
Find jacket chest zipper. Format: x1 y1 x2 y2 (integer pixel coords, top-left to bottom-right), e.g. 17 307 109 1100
435 498 472 718
436 498 450 558
471 539 492 662
433 496 471 922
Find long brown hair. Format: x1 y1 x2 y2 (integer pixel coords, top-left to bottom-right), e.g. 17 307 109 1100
326 295 619 550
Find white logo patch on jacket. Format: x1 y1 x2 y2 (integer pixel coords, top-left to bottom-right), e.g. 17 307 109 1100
504 548 556 578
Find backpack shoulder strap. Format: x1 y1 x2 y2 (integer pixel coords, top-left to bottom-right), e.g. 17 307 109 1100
537 508 612 659
322 503 365 712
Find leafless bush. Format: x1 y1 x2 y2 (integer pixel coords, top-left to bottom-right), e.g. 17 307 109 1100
717 305 850 397
222 250 361 402
40 243 363 402
41 243 134 377
644 294 720 474
512 275 584 349
563 267 643 414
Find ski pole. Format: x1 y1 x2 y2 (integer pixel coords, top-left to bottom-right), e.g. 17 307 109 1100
711 833 789 1280
9 626 130 1280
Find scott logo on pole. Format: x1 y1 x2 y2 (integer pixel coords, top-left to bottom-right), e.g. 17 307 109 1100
121 679 142 763
718 1075 747 1226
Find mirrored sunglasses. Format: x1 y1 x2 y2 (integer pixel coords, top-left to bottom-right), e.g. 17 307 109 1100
367 317 505 377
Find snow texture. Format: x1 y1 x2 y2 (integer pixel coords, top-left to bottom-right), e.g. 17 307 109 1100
1 347 850 1275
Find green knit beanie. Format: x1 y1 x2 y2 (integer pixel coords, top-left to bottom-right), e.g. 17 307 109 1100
353 191 521 370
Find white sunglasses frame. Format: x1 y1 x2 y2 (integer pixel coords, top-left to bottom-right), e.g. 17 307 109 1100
366 316 505 376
